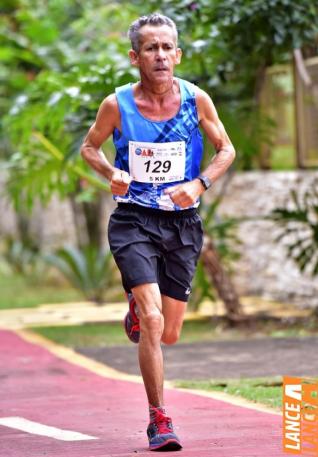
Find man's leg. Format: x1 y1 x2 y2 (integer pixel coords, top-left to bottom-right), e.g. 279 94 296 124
161 295 187 345
129 288 187 404
131 283 183 451
131 282 164 406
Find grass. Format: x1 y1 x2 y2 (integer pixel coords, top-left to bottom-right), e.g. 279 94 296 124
32 319 221 347
174 377 283 410
32 313 318 348
0 273 83 310
34 322 129 346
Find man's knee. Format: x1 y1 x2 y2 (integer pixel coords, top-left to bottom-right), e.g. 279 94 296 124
140 311 164 339
161 329 180 345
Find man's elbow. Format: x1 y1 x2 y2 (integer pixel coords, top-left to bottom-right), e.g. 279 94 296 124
80 141 89 162
220 145 236 163
229 146 236 163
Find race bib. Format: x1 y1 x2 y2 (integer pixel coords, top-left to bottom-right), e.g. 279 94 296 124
129 140 185 184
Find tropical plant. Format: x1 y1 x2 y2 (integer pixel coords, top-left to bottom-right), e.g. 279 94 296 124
270 178 318 276
1 1 140 248
141 0 318 94
45 245 121 303
0 237 42 276
137 0 318 169
2 1 139 208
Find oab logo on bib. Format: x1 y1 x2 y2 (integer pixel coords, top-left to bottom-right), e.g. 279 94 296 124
129 140 186 183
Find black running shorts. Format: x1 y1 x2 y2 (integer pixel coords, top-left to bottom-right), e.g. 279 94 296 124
108 203 204 302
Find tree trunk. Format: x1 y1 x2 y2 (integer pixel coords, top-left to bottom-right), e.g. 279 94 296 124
201 235 244 321
69 193 90 248
82 194 104 248
255 63 272 169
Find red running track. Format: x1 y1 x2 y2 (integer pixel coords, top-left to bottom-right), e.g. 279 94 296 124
0 329 285 457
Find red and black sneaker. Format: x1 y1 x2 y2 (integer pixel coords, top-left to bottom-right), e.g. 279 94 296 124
147 408 182 451
124 292 140 344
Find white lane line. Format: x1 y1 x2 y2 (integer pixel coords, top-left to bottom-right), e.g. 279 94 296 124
0 417 98 441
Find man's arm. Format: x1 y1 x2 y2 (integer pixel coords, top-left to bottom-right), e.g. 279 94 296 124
165 88 235 208
80 94 132 196
196 87 236 181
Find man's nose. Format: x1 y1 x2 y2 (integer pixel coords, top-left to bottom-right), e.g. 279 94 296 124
155 47 166 59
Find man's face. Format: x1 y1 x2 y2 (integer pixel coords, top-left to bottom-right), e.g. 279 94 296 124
129 25 182 84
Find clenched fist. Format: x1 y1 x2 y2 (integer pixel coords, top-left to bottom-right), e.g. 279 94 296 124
164 179 204 208
111 169 132 196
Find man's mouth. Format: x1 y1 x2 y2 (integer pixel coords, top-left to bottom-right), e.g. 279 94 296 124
154 67 169 72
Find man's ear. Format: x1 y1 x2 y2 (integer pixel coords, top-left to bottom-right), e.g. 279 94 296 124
129 49 139 66
175 47 182 65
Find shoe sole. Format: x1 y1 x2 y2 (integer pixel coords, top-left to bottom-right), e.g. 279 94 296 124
124 312 139 344
128 293 139 322
149 438 182 451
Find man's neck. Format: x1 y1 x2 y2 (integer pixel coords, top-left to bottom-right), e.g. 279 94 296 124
137 77 178 102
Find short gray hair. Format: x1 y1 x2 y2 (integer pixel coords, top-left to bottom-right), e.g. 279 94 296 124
128 13 178 53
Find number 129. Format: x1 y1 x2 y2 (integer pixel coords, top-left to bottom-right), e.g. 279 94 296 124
144 160 171 173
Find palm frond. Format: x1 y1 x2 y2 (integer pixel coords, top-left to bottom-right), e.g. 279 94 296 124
270 178 318 276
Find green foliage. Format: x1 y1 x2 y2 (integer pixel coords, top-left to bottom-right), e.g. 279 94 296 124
143 0 318 91
3 130 109 210
271 179 318 275
2 0 317 212
138 0 318 169
174 377 282 409
1 237 41 276
217 103 276 170
3 0 317 204
1 0 139 208
0 272 83 310
45 245 120 303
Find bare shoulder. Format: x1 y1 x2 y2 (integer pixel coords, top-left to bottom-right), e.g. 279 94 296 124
98 93 120 117
83 93 121 148
194 86 217 122
194 86 211 103
95 92 121 131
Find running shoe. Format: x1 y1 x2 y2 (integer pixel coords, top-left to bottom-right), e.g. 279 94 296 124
124 292 140 343
147 408 182 451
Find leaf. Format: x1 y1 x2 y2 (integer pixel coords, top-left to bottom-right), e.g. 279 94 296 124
45 245 116 302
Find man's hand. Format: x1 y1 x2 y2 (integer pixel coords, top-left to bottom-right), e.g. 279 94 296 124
111 169 132 196
164 179 204 208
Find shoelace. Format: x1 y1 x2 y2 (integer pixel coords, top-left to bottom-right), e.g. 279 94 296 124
151 413 173 435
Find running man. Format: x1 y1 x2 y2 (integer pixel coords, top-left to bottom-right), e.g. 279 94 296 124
81 13 235 451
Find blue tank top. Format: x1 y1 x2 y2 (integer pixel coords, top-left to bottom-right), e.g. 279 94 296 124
112 78 203 211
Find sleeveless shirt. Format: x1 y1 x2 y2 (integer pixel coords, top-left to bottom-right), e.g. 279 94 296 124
112 78 203 211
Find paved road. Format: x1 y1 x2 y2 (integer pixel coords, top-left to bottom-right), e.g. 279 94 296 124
77 336 318 380
0 330 285 457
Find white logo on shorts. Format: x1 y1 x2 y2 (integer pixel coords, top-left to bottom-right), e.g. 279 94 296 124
185 288 191 295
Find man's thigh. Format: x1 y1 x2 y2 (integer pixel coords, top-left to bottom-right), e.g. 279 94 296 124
108 207 159 291
159 213 203 302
